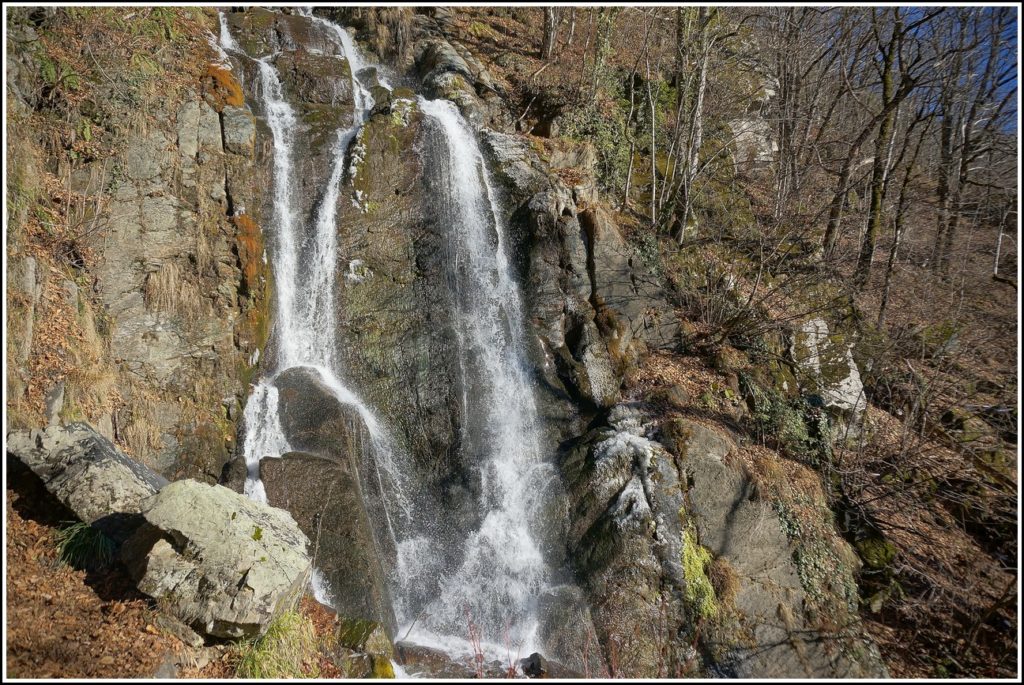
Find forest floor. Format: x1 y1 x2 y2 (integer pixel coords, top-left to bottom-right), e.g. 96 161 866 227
5 482 182 678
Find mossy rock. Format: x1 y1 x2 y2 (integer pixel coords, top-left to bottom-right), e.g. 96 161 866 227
333 648 395 679
854 536 896 571
649 384 691 410
713 345 749 374
336 617 393 659
940 407 991 443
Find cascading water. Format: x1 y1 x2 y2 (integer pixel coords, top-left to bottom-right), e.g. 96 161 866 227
221 10 411 602
224 8 561 665
397 97 558 658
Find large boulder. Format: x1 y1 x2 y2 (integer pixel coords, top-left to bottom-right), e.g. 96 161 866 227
790 318 867 442
6 423 168 542
259 452 397 635
122 479 311 639
559 405 887 678
661 418 887 678
272 366 365 461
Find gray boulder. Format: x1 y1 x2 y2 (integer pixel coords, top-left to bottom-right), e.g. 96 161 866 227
790 318 867 442
122 479 311 639
662 417 887 678
273 366 364 461
582 207 680 354
6 423 168 542
559 405 887 678
259 452 397 635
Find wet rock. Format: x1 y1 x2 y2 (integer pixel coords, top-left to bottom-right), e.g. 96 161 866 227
6 423 168 543
272 366 365 461
219 454 248 493
333 108 477 533
336 616 394 658
122 479 311 640
520 652 547 678
535 584 603 676
416 39 487 125
560 412 689 676
394 642 475 678
329 616 395 678
275 48 353 106
260 451 397 635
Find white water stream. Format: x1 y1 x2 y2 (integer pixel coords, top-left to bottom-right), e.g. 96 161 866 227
223 8 557 665
221 11 409 604
397 98 556 659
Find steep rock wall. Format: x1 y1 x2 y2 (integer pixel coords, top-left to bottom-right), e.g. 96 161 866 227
6 8 271 483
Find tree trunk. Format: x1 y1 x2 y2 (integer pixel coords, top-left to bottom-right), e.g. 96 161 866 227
822 77 917 259
854 16 898 288
541 7 558 60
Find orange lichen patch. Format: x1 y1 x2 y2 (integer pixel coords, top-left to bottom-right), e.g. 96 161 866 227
232 213 263 293
204 63 244 111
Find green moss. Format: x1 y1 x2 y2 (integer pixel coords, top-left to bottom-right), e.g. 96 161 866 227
854 536 896 571
681 526 718 620
335 617 393 659
371 656 395 678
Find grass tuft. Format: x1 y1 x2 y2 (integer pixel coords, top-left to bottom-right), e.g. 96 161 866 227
54 521 116 571
235 610 321 679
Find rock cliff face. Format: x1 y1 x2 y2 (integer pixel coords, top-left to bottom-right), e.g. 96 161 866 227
6 8 271 484
6 7 885 679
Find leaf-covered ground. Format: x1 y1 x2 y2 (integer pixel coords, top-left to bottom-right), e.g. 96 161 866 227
4 480 183 678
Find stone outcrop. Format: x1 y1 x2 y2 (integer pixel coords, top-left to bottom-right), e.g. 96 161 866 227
122 479 311 640
482 130 680 420
662 418 886 678
6 423 167 542
560 404 887 678
415 37 505 127
790 318 867 442
6 8 274 484
272 367 365 461
331 102 482 536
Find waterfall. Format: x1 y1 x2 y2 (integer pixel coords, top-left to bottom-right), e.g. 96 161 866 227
223 9 559 662
221 10 411 608
399 97 557 658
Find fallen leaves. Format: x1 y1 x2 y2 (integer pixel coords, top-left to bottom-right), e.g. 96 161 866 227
5 490 181 678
